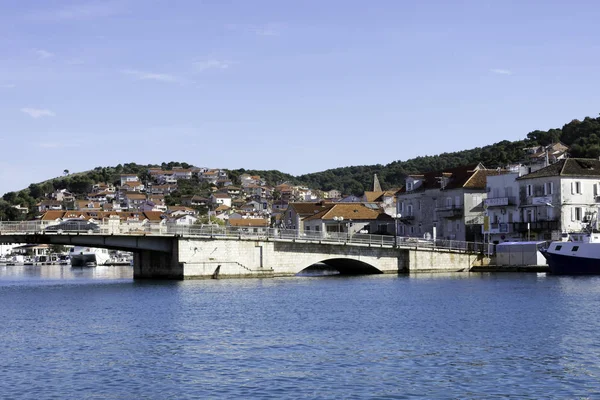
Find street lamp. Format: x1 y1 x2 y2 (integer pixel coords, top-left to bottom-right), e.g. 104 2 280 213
333 216 344 239
392 213 402 247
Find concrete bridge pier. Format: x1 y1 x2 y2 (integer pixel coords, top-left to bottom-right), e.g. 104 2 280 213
133 250 183 279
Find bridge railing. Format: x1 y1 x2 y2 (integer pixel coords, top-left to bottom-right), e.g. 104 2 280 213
0 221 489 254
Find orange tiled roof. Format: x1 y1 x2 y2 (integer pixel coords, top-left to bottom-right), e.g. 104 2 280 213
303 203 382 222
229 218 269 227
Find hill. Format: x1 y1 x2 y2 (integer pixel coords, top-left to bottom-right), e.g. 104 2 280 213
297 114 600 194
2 113 600 220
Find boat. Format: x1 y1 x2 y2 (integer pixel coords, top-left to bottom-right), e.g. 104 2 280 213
541 230 600 275
69 246 111 267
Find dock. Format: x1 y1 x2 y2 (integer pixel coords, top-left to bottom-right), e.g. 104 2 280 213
470 265 549 273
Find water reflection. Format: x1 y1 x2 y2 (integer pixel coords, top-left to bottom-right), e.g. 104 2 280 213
0 264 133 282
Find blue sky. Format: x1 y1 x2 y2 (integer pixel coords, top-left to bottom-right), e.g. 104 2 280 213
1 0 600 196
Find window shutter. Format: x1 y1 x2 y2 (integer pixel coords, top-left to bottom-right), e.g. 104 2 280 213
550 182 554 195
571 207 575 221
571 182 574 195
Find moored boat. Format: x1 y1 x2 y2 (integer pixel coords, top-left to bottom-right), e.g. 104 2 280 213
70 246 111 267
541 231 600 275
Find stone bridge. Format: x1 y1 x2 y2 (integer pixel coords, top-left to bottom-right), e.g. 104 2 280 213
0 223 490 279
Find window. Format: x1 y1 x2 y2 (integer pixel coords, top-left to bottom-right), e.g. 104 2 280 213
572 181 582 194
407 204 413 216
526 184 533 197
555 245 562 251
410 226 415 234
544 182 553 195
446 197 452 208
406 181 413 191
547 206 554 221
572 246 579 252
455 196 461 207
572 207 582 221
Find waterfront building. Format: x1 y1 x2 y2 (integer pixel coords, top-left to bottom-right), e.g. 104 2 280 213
483 173 522 243
397 163 506 242
302 203 386 235
516 158 600 240
283 201 334 230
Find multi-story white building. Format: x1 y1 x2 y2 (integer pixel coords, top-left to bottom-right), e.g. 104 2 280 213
516 158 600 241
483 172 522 243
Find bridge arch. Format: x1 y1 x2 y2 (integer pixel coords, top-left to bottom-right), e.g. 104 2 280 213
298 258 384 276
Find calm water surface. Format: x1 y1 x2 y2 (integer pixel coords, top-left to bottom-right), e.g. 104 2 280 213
1 265 599 399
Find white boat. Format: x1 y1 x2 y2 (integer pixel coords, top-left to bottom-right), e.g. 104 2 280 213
69 246 111 267
541 230 600 275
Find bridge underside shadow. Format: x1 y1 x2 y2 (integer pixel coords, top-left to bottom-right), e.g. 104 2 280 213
298 258 383 276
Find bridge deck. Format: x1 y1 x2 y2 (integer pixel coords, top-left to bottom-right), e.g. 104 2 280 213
0 221 488 255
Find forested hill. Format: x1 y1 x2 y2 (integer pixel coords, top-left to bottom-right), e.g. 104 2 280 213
297 114 600 194
2 114 600 218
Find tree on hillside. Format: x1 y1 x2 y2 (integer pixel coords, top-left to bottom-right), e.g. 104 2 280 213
3 192 17 204
0 200 24 221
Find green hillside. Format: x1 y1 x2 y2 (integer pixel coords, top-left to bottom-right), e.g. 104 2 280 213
2 113 600 220
297 114 600 193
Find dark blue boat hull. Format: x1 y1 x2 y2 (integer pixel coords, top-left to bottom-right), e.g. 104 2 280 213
543 251 600 275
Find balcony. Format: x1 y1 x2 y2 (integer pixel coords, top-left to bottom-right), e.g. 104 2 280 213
436 205 463 219
520 196 553 206
484 196 517 207
466 216 484 225
513 219 561 233
399 215 414 223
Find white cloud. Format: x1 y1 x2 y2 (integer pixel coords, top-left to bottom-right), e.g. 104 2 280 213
30 1 124 21
490 68 512 75
0 84 16 89
21 108 56 119
122 69 182 83
194 59 231 73
35 49 54 59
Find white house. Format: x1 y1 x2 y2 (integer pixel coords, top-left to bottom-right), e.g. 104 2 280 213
120 174 139 186
483 173 522 243
170 214 198 225
516 158 600 241
210 193 232 208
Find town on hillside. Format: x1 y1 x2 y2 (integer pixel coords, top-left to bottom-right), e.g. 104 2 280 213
4 142 598 247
